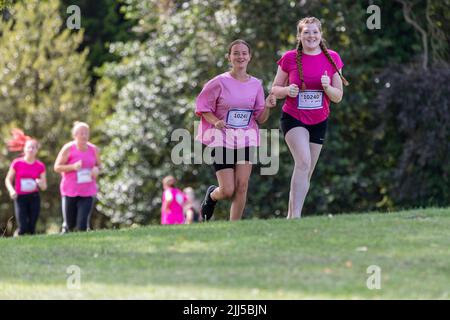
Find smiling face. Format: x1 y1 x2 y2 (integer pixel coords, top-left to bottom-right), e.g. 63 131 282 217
228 43 251 71
298 22 322 51
23 139 39 158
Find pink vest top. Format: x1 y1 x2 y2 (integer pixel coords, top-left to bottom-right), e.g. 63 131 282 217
60 142 98 197
161 188 186 225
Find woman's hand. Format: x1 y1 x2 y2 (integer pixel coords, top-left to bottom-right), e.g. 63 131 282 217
321 70 331 90
286 84 299 98
265 92 277 108
91 166 100 179
214 120 227 129
9 189 17 200
72 160 82 171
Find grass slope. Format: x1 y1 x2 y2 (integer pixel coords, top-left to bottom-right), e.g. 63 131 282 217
0 208 449 299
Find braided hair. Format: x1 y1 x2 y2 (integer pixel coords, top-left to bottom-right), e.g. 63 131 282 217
296 17 349 90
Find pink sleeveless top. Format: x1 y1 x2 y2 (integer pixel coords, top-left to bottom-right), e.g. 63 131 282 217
161 187 186 225
60 142 98 197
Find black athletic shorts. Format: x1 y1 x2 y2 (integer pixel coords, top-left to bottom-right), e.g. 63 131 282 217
280 111 328 145
211 146 256 172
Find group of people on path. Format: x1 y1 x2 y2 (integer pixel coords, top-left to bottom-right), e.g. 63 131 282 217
161 176 202 225
196 17 348 222
4 16 348 235
4 122 100 236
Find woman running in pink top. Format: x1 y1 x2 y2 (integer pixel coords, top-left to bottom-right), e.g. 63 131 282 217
161 176 186 225
54 122 101 232
5 129 47 236
271 17 349 218
197 39 276 221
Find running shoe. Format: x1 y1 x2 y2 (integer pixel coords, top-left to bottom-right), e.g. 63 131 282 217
201 185 217 221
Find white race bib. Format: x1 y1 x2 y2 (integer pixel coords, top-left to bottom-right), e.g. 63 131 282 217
77 169 92 184
176 193 184 205
20 178 37 192
298 90 324 110
226 109 253 128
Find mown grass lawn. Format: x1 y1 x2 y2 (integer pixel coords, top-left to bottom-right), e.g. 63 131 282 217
0 207 449 299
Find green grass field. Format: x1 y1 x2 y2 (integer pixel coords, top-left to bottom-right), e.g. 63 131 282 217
0 207 449 299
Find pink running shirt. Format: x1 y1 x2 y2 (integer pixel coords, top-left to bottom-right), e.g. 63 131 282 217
277 49 344 125
11 158 46 195
161 187 186 225
195 72 266 149
60 142 98 197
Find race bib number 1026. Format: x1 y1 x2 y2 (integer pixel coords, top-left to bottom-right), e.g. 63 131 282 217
226 109 253 128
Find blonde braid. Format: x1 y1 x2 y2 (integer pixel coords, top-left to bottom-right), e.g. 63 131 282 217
319 40 349 86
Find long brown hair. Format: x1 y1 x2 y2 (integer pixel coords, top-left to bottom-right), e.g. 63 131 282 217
227 39 252 57
296 17 349 90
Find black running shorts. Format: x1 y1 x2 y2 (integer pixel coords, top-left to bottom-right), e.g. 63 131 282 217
280 112 328 145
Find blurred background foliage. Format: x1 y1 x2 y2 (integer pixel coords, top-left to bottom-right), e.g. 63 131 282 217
0 0 448 234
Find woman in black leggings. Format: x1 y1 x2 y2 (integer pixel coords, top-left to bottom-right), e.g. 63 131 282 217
54 122 101 233
5 129 47 236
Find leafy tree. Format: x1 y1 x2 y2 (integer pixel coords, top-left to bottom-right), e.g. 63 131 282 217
374 66 450 207
0 0 12 10
0 0 91 235
59 0 137 77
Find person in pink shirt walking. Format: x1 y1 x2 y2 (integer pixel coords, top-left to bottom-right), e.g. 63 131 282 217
196 39 276 222
271 17 349 219
4 129 47 236
54 122 101 233
161 176 186 225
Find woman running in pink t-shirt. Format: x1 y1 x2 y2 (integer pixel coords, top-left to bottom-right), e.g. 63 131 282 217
5 129 47 236
161 176 186 225
54 122 101 232
196 39 276 221
271 17 349 218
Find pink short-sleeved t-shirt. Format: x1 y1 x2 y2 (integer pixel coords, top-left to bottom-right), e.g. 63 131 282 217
277 49 344 125
11 158 46 195
195 72 266 149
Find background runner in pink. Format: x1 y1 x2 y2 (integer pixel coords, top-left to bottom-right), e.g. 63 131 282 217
161 176 186 225
5 129 47 236
11 158 46 195
60 142 98 197
55 122 101 233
